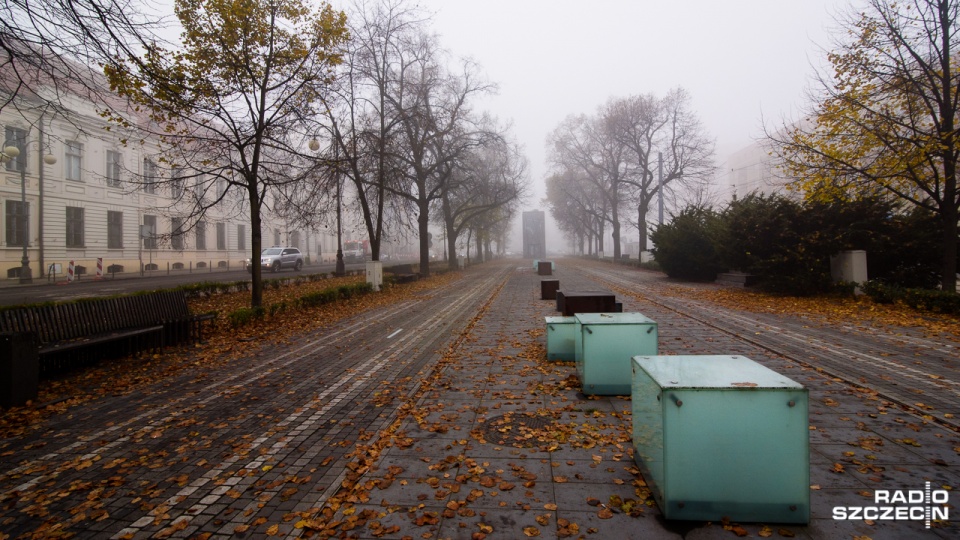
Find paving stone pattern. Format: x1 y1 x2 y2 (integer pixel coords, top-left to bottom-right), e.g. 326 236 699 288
0 259 957 539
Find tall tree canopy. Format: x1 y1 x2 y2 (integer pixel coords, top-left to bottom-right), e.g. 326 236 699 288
774 0 960 292
105 0 348 307
546 89 713 257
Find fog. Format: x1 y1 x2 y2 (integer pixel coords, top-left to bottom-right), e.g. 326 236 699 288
412 0 843 254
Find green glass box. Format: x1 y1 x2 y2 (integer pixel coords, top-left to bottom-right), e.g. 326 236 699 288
631 355 810 523
545 316 577 361
574 313 657 395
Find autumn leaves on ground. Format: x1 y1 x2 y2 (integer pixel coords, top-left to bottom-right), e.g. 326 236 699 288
4 271 954 443
0 272 458 441
0 268 957 539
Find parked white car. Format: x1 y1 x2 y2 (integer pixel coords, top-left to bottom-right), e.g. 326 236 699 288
246 247 304 273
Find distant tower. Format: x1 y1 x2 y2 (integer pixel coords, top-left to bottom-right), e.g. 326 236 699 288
522 210 546 259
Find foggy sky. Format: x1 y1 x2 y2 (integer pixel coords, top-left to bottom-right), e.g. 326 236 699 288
412 0 844 253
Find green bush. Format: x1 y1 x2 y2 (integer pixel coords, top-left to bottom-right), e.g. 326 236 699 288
297 281 373 308
862 281 960 314
718 193 832 295
298 289 339 307
228 306 265 328
639 260 661 272
650 206 724 281
268 302 288 317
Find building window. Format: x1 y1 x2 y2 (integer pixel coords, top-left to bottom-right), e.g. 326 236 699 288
274 229 281 246
5 200 27 247
171 217 184 250
66 207 84 248
171 166 185 199
107 210 123 249
216 222 226 250
66 141 83 181
217 178 227 200
143 214 157 249
194 174 205 202
237 224 246 251
4 127 27 173
196 221 206 250
143 158 158 194
106 151 122 187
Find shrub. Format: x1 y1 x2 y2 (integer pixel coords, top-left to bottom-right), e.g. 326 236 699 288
268 302 287 317
718 193 832 295
228 306 265 328
299 289 338 307
862 281 960 314
650 206 724 281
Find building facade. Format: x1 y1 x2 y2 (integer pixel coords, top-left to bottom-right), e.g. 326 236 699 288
0 91 338 281
522 210 546 259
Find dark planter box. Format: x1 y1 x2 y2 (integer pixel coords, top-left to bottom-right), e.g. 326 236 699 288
537 261 552 276
560 291 617 317
0 332 38 407
541 279 559 300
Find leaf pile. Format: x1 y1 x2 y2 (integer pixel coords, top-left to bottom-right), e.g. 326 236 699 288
0 272 460 441
662 286 960 341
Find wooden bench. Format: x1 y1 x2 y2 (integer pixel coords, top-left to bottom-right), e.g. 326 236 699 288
0 290 215 377
385 264 419 284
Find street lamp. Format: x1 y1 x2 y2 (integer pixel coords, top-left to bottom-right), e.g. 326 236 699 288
1 143 55 284
308 138 345 276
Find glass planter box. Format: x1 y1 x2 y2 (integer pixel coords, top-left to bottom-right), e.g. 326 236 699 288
631 355 809 523
574 312 657 395
545 316 577 361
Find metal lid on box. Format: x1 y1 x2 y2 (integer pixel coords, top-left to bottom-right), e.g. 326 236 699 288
632 355 804 389
574 312 656 325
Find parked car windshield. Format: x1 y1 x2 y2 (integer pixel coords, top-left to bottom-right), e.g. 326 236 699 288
262 248 283 255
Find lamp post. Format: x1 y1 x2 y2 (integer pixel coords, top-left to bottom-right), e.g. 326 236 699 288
309 138 345 276
2 140 57 284
1 142 55 284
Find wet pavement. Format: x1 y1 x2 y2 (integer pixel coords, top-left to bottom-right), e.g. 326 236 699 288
0 259 957 539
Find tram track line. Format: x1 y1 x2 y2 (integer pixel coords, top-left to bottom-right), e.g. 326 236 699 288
582 265 960 432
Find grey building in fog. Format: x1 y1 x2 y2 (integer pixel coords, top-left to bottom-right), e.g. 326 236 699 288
522 210 546 259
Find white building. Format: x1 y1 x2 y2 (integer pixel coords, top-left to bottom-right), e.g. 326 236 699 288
1 66 342 281
722 140 784 200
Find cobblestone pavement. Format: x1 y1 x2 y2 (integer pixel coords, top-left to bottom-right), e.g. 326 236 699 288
0 259 957 539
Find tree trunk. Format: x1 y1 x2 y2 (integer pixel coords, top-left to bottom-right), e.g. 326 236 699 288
446 219 458 271
249 180 263 308
475 229 482 262
941 190 958 292
418 207 431 277
597 219 605 256
611 212 621 259
638 202 649 252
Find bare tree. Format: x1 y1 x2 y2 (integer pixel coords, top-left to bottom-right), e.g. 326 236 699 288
544 169 606 256
547 90 714 256
105 0 348 308
386 34 495 276
1 0 170 123
314 0 428 267
437 132 528 268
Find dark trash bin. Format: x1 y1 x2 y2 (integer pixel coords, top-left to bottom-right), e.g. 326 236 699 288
541 279 559 300
0 332 38 407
